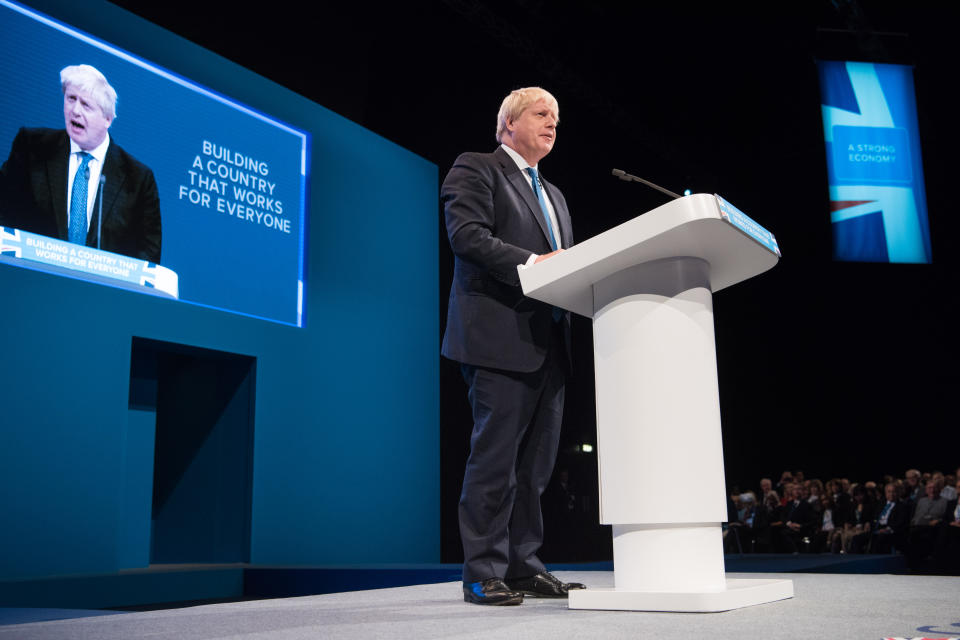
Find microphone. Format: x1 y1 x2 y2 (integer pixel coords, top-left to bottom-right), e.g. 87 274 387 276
611 168 681 200
96 175 105 250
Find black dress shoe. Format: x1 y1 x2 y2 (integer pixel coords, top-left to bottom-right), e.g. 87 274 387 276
463 577 524 605
505 571 586 598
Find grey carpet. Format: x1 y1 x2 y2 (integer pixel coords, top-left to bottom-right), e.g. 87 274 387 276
2 571 958 639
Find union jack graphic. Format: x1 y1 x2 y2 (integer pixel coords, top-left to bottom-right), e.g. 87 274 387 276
0 226 23 258
139 261 157 288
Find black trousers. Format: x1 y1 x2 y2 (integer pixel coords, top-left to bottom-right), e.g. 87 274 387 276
458 329 566 583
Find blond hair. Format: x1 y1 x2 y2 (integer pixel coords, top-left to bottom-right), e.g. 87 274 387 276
495 87 558 143
60 64 117 120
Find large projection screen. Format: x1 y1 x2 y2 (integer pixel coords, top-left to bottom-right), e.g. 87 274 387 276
0 0 308 325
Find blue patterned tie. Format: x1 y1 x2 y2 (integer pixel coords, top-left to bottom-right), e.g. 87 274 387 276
526 167 558 251
69 152 92 245
526 167 563 322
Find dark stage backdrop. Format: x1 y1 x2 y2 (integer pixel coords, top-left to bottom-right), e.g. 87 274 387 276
107 1 960 563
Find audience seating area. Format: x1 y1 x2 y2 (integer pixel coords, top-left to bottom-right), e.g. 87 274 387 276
723 468 960 574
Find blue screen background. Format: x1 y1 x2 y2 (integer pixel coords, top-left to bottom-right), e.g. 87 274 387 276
0 2 307 324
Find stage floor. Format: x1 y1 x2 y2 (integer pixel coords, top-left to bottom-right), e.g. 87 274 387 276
2 571 959 640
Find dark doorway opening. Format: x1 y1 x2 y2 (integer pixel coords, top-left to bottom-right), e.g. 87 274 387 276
129 337 256 564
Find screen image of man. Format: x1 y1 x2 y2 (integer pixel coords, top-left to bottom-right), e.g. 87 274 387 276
0 64 162 263
441 87 584 605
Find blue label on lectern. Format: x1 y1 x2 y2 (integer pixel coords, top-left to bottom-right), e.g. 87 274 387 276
715 195 781 257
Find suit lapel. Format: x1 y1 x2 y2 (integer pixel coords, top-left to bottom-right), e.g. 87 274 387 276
494 146 558 250
46 132 70 240
87 142 125 246
101 142 125 219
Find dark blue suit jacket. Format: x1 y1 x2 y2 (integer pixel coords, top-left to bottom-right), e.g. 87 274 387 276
441 146 573 373
0 127 162 263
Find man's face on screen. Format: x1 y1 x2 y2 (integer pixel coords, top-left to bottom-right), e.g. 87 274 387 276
63 85 112 150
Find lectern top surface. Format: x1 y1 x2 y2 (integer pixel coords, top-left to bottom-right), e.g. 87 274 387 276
518 193 779 317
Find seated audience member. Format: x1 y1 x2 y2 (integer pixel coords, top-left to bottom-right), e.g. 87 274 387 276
911 480 947 527
753 490 781 553
813 493 842 553
907 479 948 569
728 491 740 520
806 478 824 522
841 485 874 554
939 473 957 502
893 478 907 501
824 478 840 501
900 469 923 508
725 492 757 553
828 479 853 550
759 477 774 501
778 483 815 553
863 482 908 554
829 478 853 519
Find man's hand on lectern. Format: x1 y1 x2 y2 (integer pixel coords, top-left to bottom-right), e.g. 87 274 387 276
534 249 564 263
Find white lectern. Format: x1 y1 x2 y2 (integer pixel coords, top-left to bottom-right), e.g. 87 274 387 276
518 193 791 612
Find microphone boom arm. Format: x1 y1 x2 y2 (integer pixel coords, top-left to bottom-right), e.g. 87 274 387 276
612 168 681 200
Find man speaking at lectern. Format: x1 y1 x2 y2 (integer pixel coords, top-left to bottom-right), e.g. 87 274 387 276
0 64 162 263
441 87 583 605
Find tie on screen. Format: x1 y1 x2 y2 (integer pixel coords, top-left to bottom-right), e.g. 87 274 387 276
69 152 92 245
525 167 558 251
